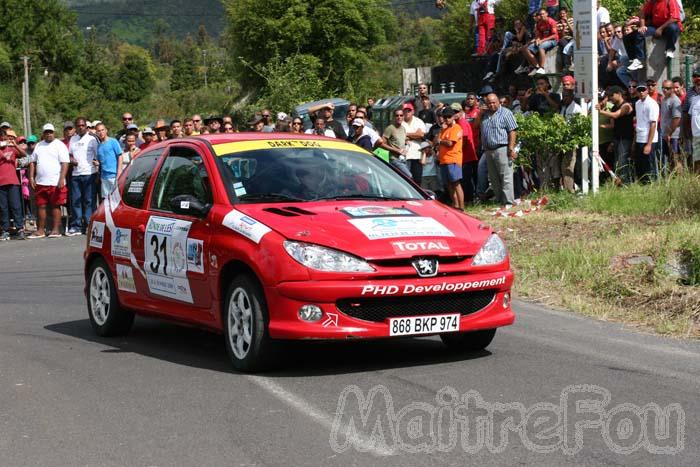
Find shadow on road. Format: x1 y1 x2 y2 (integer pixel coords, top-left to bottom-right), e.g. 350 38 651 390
45 318 492 377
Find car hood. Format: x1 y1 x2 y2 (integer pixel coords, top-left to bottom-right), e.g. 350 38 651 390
234 201 491 259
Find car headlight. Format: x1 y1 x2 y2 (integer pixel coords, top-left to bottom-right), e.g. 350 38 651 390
283 241 375 273
471 234 508 266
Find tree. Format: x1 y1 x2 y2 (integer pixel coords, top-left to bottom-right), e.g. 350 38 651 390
107 44 156 102
171 36 199 92
223 0 397 94
0 0 81 77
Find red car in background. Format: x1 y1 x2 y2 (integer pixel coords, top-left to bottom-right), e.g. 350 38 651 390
84 134 514 372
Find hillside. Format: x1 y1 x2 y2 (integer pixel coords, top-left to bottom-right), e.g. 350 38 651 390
67 0 441 46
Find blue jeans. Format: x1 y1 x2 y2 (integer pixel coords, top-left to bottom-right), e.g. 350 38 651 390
645 23 680 52
495 32 515 74
70 173 96 230
615 56 632 87
528 39 557 55
100 176 116 199
0 184 23 232
390 157 412 178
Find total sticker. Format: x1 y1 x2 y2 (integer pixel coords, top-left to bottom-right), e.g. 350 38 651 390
392 240 450 254
116 264 136 293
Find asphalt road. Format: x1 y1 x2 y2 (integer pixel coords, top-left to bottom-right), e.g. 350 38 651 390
1 237 698 466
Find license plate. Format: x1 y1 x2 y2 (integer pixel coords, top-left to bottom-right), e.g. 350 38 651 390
389 313 460 336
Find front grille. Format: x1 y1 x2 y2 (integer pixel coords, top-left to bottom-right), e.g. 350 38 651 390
336 290 496 323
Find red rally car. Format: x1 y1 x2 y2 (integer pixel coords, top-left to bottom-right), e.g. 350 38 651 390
84 134 514 372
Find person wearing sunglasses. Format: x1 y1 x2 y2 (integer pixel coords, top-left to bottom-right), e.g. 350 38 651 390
115 113 134 141
191 114 203 133
290 119 304 134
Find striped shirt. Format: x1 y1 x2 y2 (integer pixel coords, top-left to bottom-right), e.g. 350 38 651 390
480 106 518 150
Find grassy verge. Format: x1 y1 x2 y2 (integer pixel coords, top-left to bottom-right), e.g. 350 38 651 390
468 175 700 338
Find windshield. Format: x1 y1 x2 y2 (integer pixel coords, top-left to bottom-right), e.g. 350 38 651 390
215 144 425 203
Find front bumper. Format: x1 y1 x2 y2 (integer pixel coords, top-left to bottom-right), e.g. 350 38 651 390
265 270 515 339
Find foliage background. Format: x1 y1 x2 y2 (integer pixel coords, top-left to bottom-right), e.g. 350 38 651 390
1 0 695 134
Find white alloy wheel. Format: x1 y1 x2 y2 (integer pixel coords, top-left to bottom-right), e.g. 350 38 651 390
86 258 134 337
90 266 111 326
228 287 253 359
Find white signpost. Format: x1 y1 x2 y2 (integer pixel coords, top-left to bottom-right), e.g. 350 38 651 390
573 0 599 193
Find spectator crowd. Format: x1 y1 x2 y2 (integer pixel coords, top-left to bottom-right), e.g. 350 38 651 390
0 0 698 241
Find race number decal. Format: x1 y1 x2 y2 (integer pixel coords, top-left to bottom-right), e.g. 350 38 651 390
145 216 193 303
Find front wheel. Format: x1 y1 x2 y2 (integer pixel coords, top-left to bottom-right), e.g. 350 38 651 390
223 275 273 372
87 258 134 337
440 329 496 352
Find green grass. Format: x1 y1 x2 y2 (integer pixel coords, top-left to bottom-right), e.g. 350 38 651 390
545 174 700 217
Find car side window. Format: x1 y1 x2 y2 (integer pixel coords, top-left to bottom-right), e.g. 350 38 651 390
122 150 163 209
150 146 212 213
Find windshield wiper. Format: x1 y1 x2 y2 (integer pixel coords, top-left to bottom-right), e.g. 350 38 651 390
238 193 306 202
313 194 414 201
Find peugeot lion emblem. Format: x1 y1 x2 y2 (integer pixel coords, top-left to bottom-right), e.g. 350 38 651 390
411 257 439 278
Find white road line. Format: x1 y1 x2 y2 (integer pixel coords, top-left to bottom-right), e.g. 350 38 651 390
246 375 395 457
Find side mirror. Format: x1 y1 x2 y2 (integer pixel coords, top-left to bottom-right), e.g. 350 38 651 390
424 189 437 200
169 194 211 217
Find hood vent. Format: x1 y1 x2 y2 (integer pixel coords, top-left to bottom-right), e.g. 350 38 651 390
263 206 317 217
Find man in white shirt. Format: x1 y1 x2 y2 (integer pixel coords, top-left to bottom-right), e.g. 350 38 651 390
401 102 426 184
28 124 70 238
67 117 99 236
690 97 700 174
304 118 335 138
634 84 660 181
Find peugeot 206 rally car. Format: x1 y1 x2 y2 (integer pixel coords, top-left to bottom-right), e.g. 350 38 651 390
84 134 514 371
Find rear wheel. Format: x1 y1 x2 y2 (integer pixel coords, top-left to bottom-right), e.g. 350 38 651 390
87 258 134 337
440 329 496 352
223 275 273 372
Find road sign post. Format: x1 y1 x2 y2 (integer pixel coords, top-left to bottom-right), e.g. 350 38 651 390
573 0 599 194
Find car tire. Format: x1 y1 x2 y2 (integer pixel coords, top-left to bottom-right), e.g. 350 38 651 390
223 275 273 373
440 329 496 352
87 258 135 337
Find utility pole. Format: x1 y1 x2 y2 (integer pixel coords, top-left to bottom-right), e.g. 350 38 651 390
202 49 208 89
20 56 31 137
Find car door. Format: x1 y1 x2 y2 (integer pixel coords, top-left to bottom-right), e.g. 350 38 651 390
143 144 214 319
109 148 165 310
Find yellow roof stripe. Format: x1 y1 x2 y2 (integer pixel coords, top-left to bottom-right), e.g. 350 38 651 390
212 139 369 156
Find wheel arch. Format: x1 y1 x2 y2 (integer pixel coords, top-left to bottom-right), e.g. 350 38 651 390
218 259 269 325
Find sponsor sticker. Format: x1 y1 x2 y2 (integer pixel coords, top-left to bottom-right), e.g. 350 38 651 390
233 182 247 197
127 181 145 193
89 221 105 248
392 240 451 254
187 239 205 274
349 216 455 240
342 206 415 218
360 276 507 296
222 209 271 244
213 139 368 156
111 227 132 259
116 264 136 293
145 216 193 303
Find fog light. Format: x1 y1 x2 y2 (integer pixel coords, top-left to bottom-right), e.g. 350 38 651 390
298 304 323 322
503 293 510 309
